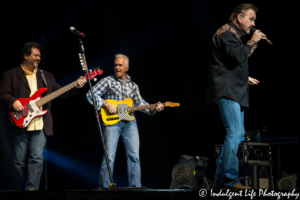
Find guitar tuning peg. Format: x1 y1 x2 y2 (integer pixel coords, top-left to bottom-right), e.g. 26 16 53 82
89 69 92 72
94 78 97 81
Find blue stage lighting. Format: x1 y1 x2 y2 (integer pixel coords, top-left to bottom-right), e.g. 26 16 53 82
45 149 99 186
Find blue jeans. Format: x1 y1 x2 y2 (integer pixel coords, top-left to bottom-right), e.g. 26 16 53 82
99 120 141 188
214 97 244 189
12 129 46 190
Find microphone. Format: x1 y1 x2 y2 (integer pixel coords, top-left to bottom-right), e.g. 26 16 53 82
251 27 272 45
70 27 86 38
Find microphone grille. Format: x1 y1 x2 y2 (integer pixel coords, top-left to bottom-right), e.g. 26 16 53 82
70 27 75 31
251 27 256 32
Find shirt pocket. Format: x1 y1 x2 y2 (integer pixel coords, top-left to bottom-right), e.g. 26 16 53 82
109 84 122 96
128 90 136 101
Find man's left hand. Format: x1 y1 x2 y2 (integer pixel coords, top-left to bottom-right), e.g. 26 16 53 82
249 77 259 85
155 102 164 112
75 76 87 88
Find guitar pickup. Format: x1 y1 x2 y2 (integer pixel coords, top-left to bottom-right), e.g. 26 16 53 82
27 104 34 113
107 117 119 121
21 110 27 117
12 112 21 120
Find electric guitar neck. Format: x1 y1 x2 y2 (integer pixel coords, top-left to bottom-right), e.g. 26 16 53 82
10 68 103 128
128 102 172 112
101 98 180 125
36 80 79 107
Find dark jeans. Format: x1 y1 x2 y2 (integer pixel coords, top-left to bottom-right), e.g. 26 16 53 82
12 130 46 190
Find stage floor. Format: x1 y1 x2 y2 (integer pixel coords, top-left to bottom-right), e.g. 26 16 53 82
1 188 300 200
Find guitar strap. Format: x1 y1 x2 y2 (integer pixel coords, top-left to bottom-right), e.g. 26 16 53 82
129 80 136 117
130 80 137 102
39 69 48 88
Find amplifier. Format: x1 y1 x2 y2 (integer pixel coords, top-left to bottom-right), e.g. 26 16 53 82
215 142 272 165
239 163 274 189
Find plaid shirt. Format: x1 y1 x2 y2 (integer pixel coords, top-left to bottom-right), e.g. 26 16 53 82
86 74 154 115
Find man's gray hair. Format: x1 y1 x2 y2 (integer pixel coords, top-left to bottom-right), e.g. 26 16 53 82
115 54 129 67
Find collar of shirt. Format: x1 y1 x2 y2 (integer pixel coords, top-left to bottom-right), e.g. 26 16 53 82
114 73 131 84
228 21 245 38
21 64 37 75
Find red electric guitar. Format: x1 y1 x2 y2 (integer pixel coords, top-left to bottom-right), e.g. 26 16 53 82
10 68 103 128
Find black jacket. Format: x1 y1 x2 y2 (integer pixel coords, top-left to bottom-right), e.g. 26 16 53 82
207 21 258 107
0 65 78 135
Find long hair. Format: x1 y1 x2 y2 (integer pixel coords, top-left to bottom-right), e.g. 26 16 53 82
229 4 258 22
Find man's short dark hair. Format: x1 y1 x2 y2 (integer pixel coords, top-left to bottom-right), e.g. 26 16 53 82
229 3 258 22
20 42 40 62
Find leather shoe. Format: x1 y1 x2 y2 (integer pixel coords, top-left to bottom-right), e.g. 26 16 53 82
232 183 252 189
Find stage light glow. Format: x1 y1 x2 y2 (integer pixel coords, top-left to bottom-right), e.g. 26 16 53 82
44 149 127 187
44 149 98 186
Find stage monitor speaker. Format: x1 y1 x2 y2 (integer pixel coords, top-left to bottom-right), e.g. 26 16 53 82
278 172 298 190
170 155 209 189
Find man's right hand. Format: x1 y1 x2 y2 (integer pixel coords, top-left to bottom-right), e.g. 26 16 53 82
13 100 23 111
251 29 267 43
104 101 117 114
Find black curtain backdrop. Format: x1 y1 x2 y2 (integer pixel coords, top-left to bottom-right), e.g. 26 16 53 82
0 0 297 189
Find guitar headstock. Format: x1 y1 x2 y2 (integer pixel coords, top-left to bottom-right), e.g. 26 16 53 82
165 102 180 107
79 53 86 71
85 67 103 81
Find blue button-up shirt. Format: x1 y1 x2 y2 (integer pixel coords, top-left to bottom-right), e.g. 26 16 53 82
86 74 154 115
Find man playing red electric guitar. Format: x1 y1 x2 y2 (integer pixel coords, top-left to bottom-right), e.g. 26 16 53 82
0 42 86 190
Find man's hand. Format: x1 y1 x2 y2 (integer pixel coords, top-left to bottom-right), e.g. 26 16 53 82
249 77 259 85
75 76 87 88
105 101 117 114
251 30 267 43
13 100 23 111
155 102 164 112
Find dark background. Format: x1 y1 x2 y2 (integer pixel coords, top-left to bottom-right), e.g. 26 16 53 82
0 0 297 190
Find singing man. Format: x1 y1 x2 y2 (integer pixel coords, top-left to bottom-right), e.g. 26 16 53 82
207 4 266 189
